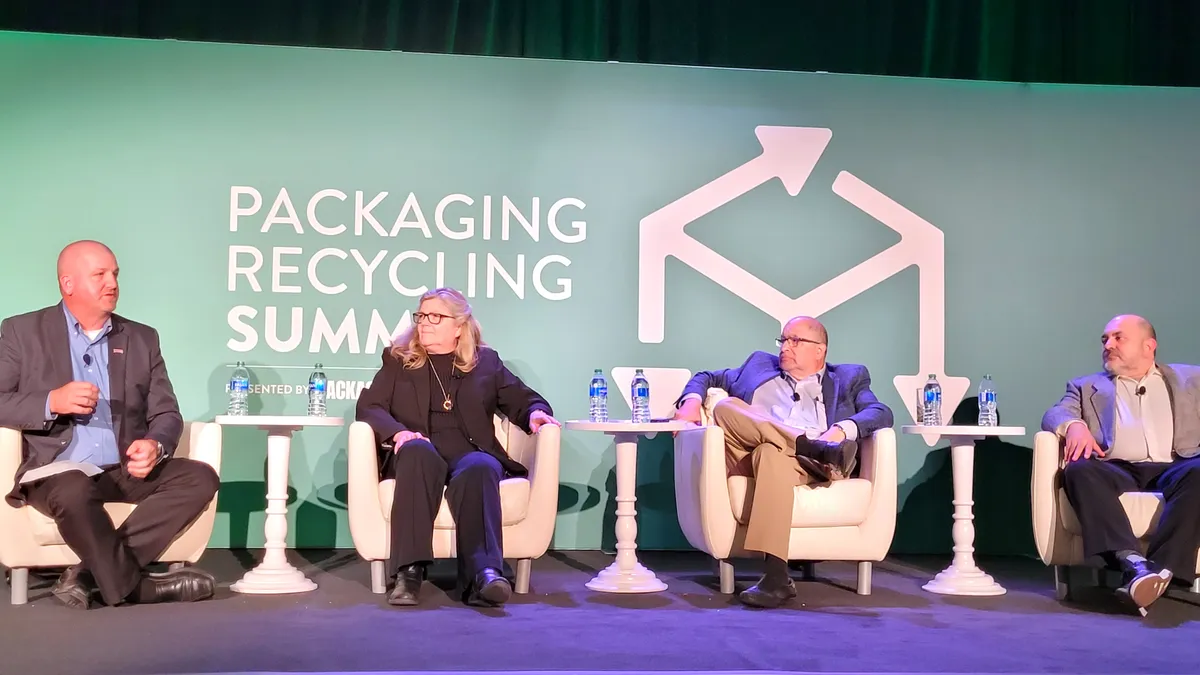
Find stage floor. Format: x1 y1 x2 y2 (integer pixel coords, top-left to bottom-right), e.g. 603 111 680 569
1 550 1197 674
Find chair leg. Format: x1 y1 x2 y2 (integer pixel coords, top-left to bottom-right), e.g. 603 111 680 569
1192 577 1199 594
856 562 872 596
10 568 28 605
370 560 386 594
1054 565 1071 601
718 559 735 595
799 562 816 580
514 559 532 594
168 562 186 572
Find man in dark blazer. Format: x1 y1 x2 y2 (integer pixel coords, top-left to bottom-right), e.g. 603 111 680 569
674 316 893 608
0 240 220 609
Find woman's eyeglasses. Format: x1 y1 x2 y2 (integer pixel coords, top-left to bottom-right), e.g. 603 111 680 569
414 312 454 325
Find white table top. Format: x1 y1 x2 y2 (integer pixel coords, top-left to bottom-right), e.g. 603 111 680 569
901 425 1025 437
214 415 345 427
566 420 692 433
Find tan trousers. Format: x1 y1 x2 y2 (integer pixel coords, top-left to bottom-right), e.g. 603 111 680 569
711 397 830 561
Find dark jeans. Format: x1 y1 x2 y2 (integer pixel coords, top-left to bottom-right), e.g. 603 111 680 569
1062 456 1200 581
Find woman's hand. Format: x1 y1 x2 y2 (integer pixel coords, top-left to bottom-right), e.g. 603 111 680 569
529 410 560 433
392 430 427 450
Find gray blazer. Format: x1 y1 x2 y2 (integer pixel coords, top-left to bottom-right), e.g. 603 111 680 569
0 303 184 506
675 350 895 438
1041 363 1200 459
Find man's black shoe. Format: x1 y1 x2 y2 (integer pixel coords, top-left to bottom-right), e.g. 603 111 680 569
51 565 95 610
387 564 425 606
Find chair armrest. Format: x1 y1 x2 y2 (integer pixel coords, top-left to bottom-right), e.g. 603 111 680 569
517 423 561 557
0 426 43 567
856 427 898 559
177 422 223 474
1031 430 1069 564
859 427 895 485
0 426 19 498
674 424 737 558
347 421 388 560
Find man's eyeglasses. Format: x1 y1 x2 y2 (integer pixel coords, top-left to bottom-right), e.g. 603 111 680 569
413 312 454 325
776 336 824 348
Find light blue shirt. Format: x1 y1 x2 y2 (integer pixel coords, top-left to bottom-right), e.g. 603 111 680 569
45 305 120 467
749 368 859 441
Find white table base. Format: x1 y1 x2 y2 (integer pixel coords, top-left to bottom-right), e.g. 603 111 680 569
231 427 317 594
585 432 668 593
923 440 1006 596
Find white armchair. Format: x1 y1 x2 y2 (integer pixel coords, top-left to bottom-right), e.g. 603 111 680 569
347 417 561 595
673 389 898 595
1031 430 1200 598
0 422 223 605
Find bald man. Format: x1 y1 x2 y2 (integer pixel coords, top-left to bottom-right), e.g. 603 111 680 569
0 240 220 609
1043 314 1200 615
673 316 893 608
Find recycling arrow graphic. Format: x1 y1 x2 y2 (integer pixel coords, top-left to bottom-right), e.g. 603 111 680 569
638 125 969 444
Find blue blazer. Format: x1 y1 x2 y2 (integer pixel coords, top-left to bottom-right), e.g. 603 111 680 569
675 351 894 438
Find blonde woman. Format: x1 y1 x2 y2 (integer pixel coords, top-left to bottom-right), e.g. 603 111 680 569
356 288 559 607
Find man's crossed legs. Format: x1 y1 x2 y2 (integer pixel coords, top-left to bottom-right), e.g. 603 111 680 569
711 397 857 608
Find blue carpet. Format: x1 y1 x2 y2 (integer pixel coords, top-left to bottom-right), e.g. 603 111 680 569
3 550 1198 675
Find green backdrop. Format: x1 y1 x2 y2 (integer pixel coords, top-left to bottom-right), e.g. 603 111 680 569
3 31 1199 555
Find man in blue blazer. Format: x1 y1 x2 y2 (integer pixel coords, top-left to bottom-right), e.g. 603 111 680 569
673 316 893 608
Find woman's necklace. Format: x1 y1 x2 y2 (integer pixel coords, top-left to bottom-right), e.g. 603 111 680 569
430 358 454 411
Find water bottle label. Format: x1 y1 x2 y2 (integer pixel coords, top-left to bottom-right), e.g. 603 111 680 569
924 390 940 403
982 391 996 404
311 380 326 393
590 382 607 397
634 384 649 397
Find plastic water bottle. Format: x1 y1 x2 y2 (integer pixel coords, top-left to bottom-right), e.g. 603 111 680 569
631 369 651 423
589 369 609 422
307 363 327 417
227 361 250 416
978 374 997 426
921 374 942 426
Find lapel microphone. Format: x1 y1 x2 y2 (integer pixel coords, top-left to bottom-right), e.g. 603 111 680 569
1136 386 1147 396
792 391 801 402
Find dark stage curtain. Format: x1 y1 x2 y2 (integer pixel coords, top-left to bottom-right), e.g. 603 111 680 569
2 0 1198 86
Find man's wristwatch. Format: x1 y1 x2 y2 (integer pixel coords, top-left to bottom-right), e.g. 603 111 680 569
154 440 167 464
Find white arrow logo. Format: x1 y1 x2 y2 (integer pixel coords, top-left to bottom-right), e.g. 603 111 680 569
637 125 969 443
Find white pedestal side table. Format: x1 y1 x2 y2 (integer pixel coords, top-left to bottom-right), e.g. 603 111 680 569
901 424 1026 596
215 414 344 594
565 420 689 593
